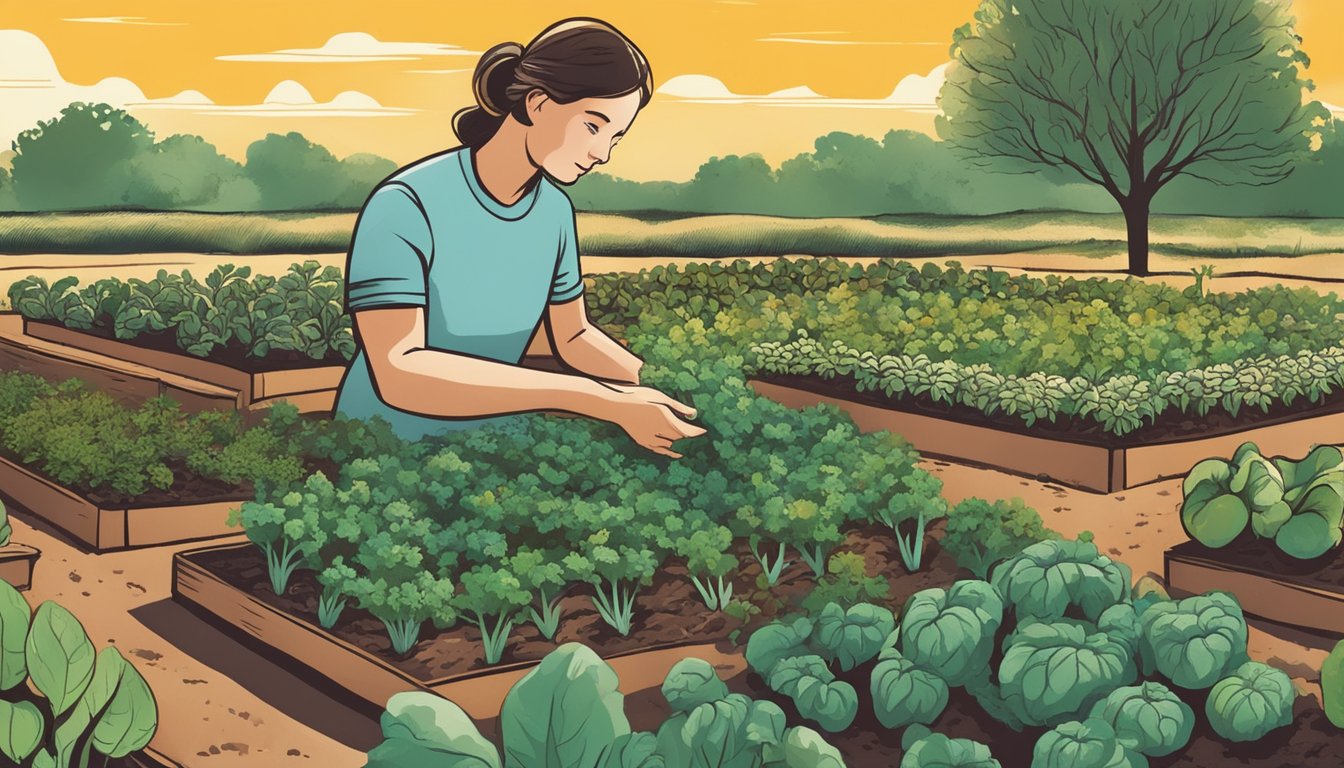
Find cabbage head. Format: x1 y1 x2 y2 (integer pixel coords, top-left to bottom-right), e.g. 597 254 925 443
1000 622 1137 727
897 580 1004 686
745 617 815 678
899 726 1000 768
1138 591 1248 690
1087 682 1194 757
1179 457 1248 548
1030 718 1147 768
871 649 949 729
814 602 896 672
991 540 1130 622
1205 661 1294 742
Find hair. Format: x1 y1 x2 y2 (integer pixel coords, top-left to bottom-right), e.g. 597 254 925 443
452 17 653 150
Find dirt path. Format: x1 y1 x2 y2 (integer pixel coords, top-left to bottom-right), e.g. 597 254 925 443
7 512 377 767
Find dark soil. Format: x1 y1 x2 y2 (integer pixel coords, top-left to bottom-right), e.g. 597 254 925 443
31 319 347 374
754 372 1344 449
729 649 1343 767
190 523 962 682
1167 535 1344 590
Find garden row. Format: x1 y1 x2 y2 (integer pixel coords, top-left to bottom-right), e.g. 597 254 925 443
8 258 1344 491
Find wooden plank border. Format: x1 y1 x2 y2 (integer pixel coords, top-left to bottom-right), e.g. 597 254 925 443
748 378 1344 493
0 543 39 591
1165 542 1344 635
0 454 243 551
21 318 344 413
173 542 746 719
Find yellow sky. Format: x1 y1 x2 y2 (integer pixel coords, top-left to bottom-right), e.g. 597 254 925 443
5 0 1343 182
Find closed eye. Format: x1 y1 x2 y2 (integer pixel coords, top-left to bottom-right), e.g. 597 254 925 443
585 123 598 134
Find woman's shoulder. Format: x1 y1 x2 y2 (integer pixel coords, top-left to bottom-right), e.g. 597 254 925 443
380 147 469 195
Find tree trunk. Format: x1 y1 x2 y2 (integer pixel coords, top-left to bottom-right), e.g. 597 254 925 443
1122 197 1151 277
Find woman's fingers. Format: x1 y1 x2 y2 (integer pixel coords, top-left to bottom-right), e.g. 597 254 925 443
656 391 698 420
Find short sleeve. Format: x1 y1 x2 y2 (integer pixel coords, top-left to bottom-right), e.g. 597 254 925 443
345 183 432 311
549 201 584 304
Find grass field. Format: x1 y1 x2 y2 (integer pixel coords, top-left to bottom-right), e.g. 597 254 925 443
2 209 1343 258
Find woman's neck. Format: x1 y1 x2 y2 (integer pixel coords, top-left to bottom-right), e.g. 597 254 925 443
474 119 541 206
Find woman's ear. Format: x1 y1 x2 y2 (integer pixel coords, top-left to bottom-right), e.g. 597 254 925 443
525 88 549 113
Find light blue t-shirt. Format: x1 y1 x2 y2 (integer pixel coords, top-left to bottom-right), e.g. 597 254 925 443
333 144 585 441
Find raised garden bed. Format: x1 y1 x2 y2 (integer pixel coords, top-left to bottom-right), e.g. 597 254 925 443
22 318 344 414
0 452 243 551
0 314 237 413
0 542 39 590
1165 538 1344 635
174 524 959 718
749 375 1344 493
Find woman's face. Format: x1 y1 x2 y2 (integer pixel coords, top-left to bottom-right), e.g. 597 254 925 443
523 90 641 185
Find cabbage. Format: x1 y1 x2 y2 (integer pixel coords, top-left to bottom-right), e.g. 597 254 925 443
1205 661 1294 742
991 540 1130 622
871 649 949 729
762 726 847 768
365 691 502 768
1274 473 1344 559
662 657 729 714
1030 719 1147 768
1000 622 1137 727
764 655 857 733
1138 592 1248 690
899 726 999 768
500 643 628 767
654 693 788 768
1086 682 1194 757
1179 458 1247 548
745 617 815 678
813 602 895 672
897 580 1004 686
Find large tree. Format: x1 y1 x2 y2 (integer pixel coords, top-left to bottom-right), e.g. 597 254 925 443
936 0 1329 275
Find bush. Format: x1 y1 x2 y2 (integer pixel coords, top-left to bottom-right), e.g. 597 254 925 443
942 497 1059 578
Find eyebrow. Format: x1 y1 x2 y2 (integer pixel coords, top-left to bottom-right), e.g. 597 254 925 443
584 110 625 137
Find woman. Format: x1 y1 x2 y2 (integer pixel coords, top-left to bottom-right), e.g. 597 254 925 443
334 17 705 458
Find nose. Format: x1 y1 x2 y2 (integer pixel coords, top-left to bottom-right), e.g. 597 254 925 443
589 143 610 166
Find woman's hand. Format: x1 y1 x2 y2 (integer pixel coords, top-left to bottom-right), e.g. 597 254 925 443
595 381 706 458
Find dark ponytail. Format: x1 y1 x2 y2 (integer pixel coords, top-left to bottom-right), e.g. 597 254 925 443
452 17 653 150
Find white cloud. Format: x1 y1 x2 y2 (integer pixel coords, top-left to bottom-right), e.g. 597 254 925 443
216 31 481 62
655 63 949 112
1326 101 1344 115
62 16 184 26
0 29 413 142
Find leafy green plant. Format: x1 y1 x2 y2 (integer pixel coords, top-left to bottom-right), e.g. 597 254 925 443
800 552 890 615
899 725 999 768
0 583 157 768
1138 591 1249 690
999 622 1137 727
1086 682 1194 757
895 580 1004 687
871 649 949 729
1322 638 1344 729
363 642 845 767
812 602 895 672
991 539 1130 623
942 497 1059 579
765 655 859 733
1031 718 1145 768
454 564 530 666
1205 661 1294 742
0 499 11 547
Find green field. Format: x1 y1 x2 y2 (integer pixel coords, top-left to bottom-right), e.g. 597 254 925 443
1 210 1342 258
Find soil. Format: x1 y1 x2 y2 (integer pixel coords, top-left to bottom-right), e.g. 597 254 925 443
1167 535 1344 589
187 523 963 683
755 372 1344 449
30 319 347 375
730 667 1343 767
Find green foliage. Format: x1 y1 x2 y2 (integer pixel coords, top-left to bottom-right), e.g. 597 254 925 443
896 580 1004 687
364 642 845 768
763 655 857 733
0 372 305 501
745 617 815 681
899 726 1000 768
1204 661 1295 742
870 650 949 729
991 539 1131 623
942 497 1059 578
800 552 890 615
1138 592 1249 690
0 500 10 548
999 622 1137 727
1086 682 1194 757
1322 638 1344 729
0 582 157 767
9 261 355 362
812 602 895 672
1030 719 1146 768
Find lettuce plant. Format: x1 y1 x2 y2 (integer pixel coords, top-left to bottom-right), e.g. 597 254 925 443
764 655 858 733
896 580 1004 687
1086 682 1194 757
812 602 895 672
999 622 1137 727
1030 718 1145 768
899 725 999 768
0 584 157 768
1205 661 1294 742
1138 591 1249 690
871 649 949 729
991 539 1130 623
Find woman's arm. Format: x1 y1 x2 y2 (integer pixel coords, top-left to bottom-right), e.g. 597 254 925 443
545 294 642 384
357 306 614 419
